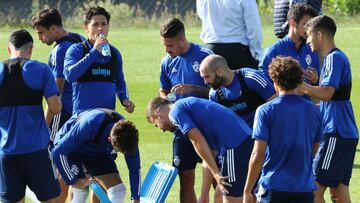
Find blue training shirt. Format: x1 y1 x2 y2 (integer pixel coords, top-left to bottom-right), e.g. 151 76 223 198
64 41 129 114
253 94 322 192
160 43 213 100
0 59 59 155
320 48 358 139
259 36 320 100
209 68 275 127
49 32 85 114
52 109 140 200
169 97 252 150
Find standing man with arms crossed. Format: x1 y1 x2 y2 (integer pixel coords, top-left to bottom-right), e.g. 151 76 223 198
196 0 262 69
158 17 213 203
302 15 358 203
0 29 61 203
31 9 85 201
243 57 322 203
52 109 140 203
260 4 320 92
147 96 253 203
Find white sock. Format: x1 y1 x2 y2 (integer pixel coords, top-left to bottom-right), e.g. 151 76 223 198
107 183 126 203
71 187 89 203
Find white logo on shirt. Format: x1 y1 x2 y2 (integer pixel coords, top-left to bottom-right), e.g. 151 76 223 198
305 54 312 66
171 67 178 73
71 164 79 175
192 61 200 72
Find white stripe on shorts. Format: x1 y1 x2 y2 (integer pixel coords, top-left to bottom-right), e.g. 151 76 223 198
226 149 236 183
60 154 74 180
50 113 62 141
321 137 337 170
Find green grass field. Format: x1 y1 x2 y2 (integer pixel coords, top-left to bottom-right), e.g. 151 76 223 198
0 24 359 202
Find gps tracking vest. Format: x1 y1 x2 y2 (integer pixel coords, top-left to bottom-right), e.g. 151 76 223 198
216 71 266 115
77 40 118 82
0 58 42 106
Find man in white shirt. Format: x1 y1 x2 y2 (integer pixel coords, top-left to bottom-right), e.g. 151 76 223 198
196 0 263 70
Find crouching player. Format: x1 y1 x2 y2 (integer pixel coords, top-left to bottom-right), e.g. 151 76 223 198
147 96 253 203
52 108 140 203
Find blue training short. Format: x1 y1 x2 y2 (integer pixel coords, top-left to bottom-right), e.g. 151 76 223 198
58 153 119 185
314 133 358 187
0 149 60 203
172 130 201 172
219 136 253 197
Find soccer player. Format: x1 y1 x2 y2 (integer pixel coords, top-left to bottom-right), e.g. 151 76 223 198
260 4 320 98
31 9 85 201
243 57 322 203
64 6 134 115
0 29 61 203
52 108 140 203
200 54 277 127
147 96 253 203
159 17 213 203
302 15 358 203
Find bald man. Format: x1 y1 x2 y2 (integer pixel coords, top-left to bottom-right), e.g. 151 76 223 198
200 55 276 127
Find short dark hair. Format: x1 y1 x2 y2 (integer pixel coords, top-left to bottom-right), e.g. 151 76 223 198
9 29 33 49
110 120 139 154
287 4 318 23
269 57 304 91
31 8 63 29
305 15 337 38
84 6 111 25
160 17 185 38
146 96 172 123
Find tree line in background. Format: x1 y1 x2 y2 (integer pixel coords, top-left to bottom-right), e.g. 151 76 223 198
0 0 359 27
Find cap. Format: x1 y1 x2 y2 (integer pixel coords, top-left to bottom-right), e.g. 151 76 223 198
9 29 33 49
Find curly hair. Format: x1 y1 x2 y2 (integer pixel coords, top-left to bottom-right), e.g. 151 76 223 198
84 6 111 25
110 120 139 154
268 57 304 91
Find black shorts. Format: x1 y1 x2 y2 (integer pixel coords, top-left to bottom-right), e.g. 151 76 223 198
314 133 358 187
256 188 314 203
0 149 60 203
207 43 259 70
172 130 201 172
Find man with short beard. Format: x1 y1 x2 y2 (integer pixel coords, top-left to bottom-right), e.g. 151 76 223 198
259 4 320 100
200 55 276 128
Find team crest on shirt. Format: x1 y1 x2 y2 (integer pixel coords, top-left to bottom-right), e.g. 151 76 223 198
305 54 312 66
173 156 181 167
71 164 79 175
192 61 200 72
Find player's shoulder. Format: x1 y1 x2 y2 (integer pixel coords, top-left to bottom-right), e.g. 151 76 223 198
241 68 269 87
192 43 214 55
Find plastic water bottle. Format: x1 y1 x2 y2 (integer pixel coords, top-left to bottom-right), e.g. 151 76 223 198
167 93 176 102
89 181 112 203
98 33 111 57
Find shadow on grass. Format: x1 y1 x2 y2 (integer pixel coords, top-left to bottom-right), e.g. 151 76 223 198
354 164 360 169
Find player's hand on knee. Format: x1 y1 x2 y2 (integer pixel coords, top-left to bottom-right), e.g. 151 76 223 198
213 173 231 195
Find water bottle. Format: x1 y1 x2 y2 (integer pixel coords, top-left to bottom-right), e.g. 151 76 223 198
167 93 176 102
89 180 112 203
98 33 111 57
